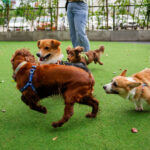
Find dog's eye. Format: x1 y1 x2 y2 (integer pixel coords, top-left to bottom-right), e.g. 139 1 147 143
113 82 118 87
45 47 49 50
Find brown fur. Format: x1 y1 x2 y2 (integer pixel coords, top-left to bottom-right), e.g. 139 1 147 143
103 69 150 111
11 48 99 128
66 46 104 65
11 48 37 80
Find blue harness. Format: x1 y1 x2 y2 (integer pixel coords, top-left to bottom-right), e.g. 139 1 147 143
20 66 37 93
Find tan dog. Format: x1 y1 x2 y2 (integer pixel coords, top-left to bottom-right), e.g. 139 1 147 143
36 39 63 64
103 69 150 111
66 46 104 65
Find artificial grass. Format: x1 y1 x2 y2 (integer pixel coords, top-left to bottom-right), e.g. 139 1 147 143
0 41 150 150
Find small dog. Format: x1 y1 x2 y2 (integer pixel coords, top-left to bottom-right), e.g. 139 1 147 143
36 39 63 64
11 48 99 128
36 39 90 73
66 46 104 65
103 69 150 111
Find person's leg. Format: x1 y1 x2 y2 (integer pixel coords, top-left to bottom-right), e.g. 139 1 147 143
67 3 79 48
74 2 90 52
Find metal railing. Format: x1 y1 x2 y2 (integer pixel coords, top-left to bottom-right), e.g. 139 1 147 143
0 4 149 32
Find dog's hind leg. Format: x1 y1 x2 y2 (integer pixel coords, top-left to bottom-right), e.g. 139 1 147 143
52 102 74 128
93 52 103 65
78 96 99 118
21 94 47 114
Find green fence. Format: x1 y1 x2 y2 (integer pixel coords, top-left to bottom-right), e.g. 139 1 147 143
0 1 149 32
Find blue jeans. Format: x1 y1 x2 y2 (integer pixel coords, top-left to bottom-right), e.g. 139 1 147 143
67 2 90 52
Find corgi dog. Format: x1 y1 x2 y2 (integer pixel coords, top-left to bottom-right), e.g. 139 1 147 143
103 69 150 111
36 39 63 64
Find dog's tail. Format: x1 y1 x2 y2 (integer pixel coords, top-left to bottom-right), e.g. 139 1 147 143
95 45 104 54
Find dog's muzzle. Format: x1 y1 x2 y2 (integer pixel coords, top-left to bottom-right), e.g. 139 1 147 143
36 53 51 61
103 85 119 94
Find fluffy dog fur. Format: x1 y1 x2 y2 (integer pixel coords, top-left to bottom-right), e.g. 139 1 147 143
36 39 63 64
11 48 99 128
36 39 90 73
103 69 150 111
66 46 104 65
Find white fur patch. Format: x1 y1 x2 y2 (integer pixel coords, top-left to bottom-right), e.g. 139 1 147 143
126 77 136 82
126 77 137 100
126 88 136 100
104 83 112 93
39 54 64 64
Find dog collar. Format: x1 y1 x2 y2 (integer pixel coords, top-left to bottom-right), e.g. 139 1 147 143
14 61 27 76
139 83 147 97
81 53 88 59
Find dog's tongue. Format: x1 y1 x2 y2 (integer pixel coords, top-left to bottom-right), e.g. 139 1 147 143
40 57 44 61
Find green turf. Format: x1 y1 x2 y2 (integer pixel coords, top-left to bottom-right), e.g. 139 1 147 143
0 41 150 150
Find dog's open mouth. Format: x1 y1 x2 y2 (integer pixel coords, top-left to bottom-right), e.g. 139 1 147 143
39 53 51 61
105 90 119 94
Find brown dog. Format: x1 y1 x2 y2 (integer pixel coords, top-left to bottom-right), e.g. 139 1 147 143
103 69 150 111
36 39 63 64
11 48 99 128
66 46 104 65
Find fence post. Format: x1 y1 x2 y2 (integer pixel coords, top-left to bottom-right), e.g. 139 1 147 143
113 6 115 31
147 3 150 30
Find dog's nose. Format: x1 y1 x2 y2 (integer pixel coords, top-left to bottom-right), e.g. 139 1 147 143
103 85 106 90
36 53 41 57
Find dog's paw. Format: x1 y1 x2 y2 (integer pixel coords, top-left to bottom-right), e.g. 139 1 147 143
41 107 47 114
86 113 96 118
52 122 63 128
135 106 143 112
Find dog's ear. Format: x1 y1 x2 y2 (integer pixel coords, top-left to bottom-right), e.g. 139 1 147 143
74 46 84 55
127 82 141 89
25 55 35 63
51 40 61 48
120 70 127 76
37 40 41 48
66 46 72 54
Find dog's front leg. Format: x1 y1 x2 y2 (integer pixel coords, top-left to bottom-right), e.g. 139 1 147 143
29 101 47 114
52 103 74 128
21 94 47 114
134 100 143 111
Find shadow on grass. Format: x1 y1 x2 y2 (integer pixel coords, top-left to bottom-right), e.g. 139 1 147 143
0 105 100 133
126 109 150 114
49 117 99 133
89 66 104 72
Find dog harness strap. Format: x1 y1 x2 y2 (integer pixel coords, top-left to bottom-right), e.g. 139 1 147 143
81 53 88 63
141 83 147 95
20 66 37 93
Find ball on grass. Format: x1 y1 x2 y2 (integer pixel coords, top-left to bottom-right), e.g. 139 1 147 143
131 128 138 133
